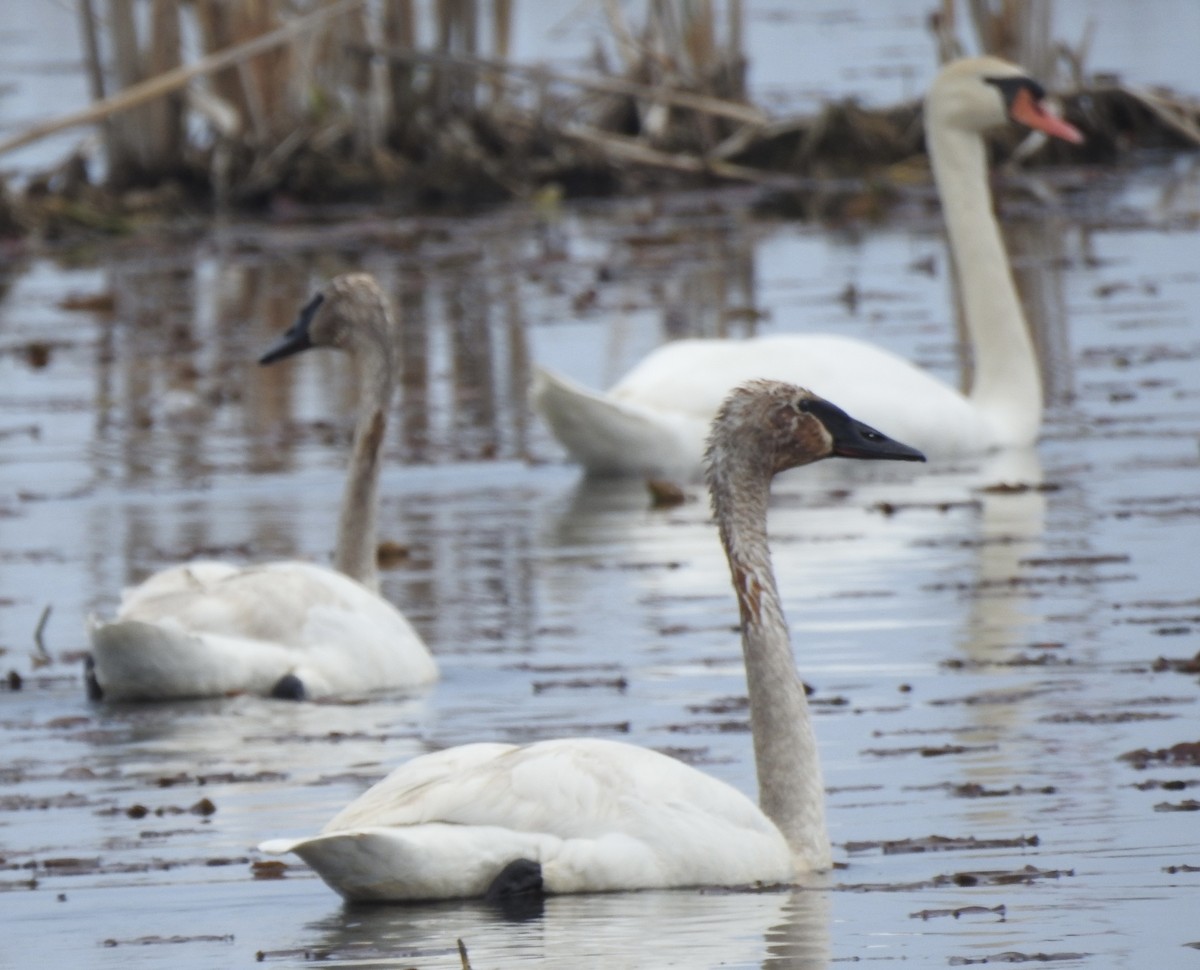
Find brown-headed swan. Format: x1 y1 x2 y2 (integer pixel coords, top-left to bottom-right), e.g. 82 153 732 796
258 380 925 901
86 274 438 701
532 56 1083 477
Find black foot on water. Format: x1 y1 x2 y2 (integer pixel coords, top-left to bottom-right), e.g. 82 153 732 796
485 858 545 921
270 674 306 701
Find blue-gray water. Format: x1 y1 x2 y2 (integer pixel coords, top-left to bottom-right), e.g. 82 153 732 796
4 3 1200 966
3 160 1200 967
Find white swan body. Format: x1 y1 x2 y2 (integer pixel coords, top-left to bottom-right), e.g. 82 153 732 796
534 334 986 476
89 561 435 700
261 738 793 900
87 275 438 701
261 381 926 901
532 56 1083 477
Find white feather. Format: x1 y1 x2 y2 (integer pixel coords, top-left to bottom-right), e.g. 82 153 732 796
89 561 435 700
534 335 985 477
263 739 791 900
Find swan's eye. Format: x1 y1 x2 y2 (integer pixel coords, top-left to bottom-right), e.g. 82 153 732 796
792 399 812 414
984 75 1043 107
861 429 884 441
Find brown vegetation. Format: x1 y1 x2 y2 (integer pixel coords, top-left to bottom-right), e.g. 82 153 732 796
2 1 1199 239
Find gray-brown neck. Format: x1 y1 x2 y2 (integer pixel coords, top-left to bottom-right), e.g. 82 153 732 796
708 440 832 871
927 118 1042 446
332 298 396 592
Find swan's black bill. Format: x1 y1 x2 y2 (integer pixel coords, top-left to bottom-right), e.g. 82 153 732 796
259 292 324 365
808 399 926 463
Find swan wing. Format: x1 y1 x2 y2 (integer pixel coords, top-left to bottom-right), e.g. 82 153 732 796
90 560 436 699
88 618 297 699
115 561 242 612
263 738 792 900
612 335 988 455
535 336 990 475
531 366 702 477
261 825 559 902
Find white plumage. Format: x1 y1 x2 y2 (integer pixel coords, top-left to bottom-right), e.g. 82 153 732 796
89 561 434 700
87 275 438 701
533 334 983 477
262 738 793 900
532 57 1083 478
261 380 926 901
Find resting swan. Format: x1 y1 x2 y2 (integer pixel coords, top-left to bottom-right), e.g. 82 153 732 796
259 380 925 901
86 274 438 701
532 56 1083 477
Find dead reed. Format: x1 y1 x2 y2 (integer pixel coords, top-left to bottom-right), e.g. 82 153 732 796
1 0 1197 231
36 0 759 205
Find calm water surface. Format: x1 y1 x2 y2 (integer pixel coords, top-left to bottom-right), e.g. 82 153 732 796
3 162 1200 965
3 5 1200 967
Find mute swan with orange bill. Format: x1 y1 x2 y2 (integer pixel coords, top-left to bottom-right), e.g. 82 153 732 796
532 56 1083 477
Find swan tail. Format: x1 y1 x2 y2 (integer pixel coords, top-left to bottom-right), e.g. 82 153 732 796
260 825 552 902
87 617 283 701
530 366 695 478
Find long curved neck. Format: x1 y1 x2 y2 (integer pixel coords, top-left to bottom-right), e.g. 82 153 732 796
712 463 832 871
334 338 393 592
928 121 1042 446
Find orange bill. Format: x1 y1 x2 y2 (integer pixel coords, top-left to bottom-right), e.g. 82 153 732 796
1010 85 1084 144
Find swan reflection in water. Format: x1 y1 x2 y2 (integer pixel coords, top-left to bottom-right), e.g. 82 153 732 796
290 884 831 970
540 443 1047 665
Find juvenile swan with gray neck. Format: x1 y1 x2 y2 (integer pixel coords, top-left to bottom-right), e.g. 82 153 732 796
259 380 924 901
86 275 438 701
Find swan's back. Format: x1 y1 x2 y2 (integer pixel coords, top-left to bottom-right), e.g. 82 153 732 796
118 562 380 644
264 738 792 899
92 561 437 700
611 334 988 456
323 738 778 838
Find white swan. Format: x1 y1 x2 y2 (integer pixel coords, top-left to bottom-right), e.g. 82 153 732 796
532 56 1083 477
86 274 439 701
259 380 925 901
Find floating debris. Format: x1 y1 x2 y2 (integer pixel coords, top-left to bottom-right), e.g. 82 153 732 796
1120 740 1200 769
1152 652 1200 674
977 481 1065 495
844 834 1040 855
1040 710 1177 724
1153 799 1200 812
911 903 1007 921
947 951 1088 966
376 539 411 568
102 934 235 947
250 860 288 880
531 676 628 694
862 742 1000 759
944 782 1058 799
1134 778 1199 791
646 477 688 508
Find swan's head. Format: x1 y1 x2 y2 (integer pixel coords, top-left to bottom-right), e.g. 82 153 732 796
258 273 393 365
706 380 925 480
926 55 1083 144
